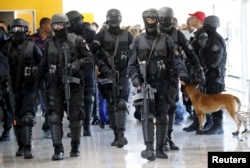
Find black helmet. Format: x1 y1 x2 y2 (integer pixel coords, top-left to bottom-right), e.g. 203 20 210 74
158 7 174 18
66 10 83 23
203 15 220 28
158 7 175 32
106 9 122 27
51 13 70 30
8 18 28 34
51 13 69 24
142 8 159 37
142 8 159 23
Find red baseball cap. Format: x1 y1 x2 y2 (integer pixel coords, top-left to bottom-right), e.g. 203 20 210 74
189 11 205 22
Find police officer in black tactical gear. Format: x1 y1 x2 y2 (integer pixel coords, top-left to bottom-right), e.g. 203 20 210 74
35 13 94 160
158 7 205 151
182 11 215 133
66 10 96 137
90 8 134 148
200 15 227 135
0 22 14 142
2 18 42 159
127 8 187 161
0 51 14 142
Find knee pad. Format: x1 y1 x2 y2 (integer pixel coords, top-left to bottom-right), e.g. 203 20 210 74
84 92 94 104
155 113 168 125
49 113 61 125
70 120 82 128
117 99 128 112
21 113 35 126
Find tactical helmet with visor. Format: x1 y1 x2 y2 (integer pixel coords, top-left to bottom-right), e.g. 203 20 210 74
51 13 70 30
8 18 29 34
106 9 122 27
158 7 174 30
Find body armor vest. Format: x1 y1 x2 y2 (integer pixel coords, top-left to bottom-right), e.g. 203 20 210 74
137 33 169 83
46 33 77 81
103 30 129 71
7 41 35 90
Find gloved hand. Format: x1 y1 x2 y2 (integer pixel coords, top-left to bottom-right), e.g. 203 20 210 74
196 67 206 85
70 59 80 74
132 77 140 88
179 76 188 85
79 57 94 66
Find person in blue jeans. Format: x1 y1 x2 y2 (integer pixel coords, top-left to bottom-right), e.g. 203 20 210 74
98 87 108 128
174 98 185 125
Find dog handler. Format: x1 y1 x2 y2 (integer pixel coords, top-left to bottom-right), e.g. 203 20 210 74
199 15 227 135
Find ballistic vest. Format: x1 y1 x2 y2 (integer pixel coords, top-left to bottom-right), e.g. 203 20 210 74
103 30 129 70
7 40 35 90
137 33 169 82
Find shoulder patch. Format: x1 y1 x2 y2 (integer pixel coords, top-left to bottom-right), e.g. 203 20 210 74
211 44 220 52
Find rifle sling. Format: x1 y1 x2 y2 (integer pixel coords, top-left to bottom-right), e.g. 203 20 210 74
54 39 80 84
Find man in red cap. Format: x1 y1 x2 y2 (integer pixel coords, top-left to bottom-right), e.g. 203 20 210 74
189 11 205 24
183 11 214 133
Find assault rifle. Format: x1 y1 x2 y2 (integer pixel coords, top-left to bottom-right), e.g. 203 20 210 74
62 48 80 118
98 56 120 103
132 61 157 120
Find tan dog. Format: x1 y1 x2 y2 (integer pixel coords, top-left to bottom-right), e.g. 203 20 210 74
182 83 243 136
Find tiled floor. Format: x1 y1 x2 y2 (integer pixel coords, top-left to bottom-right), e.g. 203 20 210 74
1 105 250 168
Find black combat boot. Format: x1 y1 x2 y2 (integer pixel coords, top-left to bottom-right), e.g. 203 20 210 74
52 145 64 160
141 142 155 161
205 110 224 135
168 129 179 150
183 115 199 132
14 126 24 156
51 124 64 160
141 116 155 160
116 129 128 148
203 114 214 131
155 119 168 159
0 130 10 141
156 143 168 159
22 126 33 159
205 117 224 135
70 142 80 157
111 129 118 146
83 120 91 136
70 126 81 157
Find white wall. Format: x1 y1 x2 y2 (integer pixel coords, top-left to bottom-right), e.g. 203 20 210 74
63 0 214 28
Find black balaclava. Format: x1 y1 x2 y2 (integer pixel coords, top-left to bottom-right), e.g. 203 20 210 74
159 17 173 33
144 22 158 37
71 18 84 35
203 25 216 36
13 31 26 44
54 26 68 42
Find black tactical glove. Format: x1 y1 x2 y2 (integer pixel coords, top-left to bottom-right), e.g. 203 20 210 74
179 76 188 84
132 77 140 88
196 67 206 85
71 60 80 74
79 57 94 66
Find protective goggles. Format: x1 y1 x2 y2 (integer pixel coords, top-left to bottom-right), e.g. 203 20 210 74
51 23 65 30
106 15 121 22
10 26 27 33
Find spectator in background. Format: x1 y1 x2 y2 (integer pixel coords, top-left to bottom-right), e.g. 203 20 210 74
181 17 196 40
